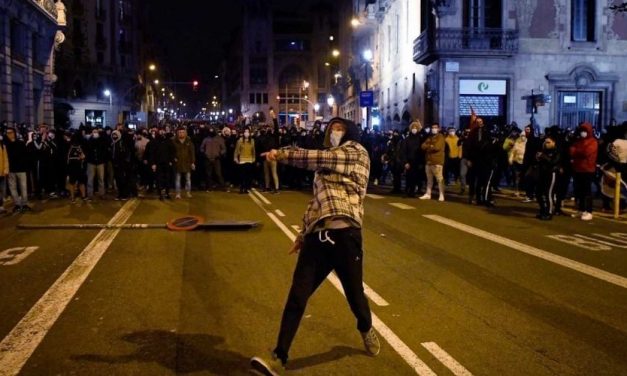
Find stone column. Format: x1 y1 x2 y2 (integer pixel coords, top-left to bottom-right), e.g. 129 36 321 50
24 28 34 125
1 12 12 122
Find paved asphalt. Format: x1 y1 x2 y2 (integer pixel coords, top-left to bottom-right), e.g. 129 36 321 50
0 186 626 375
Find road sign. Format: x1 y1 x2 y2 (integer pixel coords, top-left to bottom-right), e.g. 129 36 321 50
360 91 374 107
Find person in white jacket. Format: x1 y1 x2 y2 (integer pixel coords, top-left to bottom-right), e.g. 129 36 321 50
506 133 527 197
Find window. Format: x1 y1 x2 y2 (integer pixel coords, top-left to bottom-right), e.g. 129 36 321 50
572 0 595 42
387 25 391 61
249 93 255 104
256 93 262 104
558 91 601 128
263 93 268 104
463 0 502 28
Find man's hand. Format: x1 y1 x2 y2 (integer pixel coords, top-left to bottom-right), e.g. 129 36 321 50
289 235 304 255
261 149 279 162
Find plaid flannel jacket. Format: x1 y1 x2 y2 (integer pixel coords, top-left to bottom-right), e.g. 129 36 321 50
278 141 370 236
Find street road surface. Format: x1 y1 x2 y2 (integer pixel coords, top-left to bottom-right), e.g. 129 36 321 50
1 189 626 375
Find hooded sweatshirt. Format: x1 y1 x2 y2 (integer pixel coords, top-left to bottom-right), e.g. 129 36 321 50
277 118 369 235
569 122 598 173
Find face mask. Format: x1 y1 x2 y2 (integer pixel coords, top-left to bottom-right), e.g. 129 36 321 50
48 132 55 139
424 128 431 134
411 129 418 135
330 130 344 147
449 131 455 136
431 128 439 134
580 131 588 138
92 133 100 139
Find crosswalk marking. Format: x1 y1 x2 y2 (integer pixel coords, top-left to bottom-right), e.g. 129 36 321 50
250 188 272 205
389 203 415 210
274 209 286 217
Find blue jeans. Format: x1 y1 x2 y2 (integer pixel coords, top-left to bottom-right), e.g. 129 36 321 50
8 172 28 206
175 172 191 194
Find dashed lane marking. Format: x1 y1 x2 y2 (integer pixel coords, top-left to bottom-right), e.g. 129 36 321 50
366 194 385 199
424 214 627 290
389 203 415 210
0 200 140 376
275 209 286 217
249 193 436 375
291 225 301 233
422 342 473 376
250 188 272 205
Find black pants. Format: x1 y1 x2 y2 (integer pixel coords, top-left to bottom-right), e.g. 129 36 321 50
405 163 424 196
113 164 129 198
274 228 372 364
536 172 557 217
156 163 172 195
573 172 594 212
239 162 253 192
476 164 495 204
205 158 225 187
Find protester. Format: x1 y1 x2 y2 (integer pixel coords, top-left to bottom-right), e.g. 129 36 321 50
400 121 424 198
251 117 379 375
234 127 255 194
85 128 107 200
200 127 226 190
173 127 196 199
66 132 87 202
569 122 598 221
420 123 446 201
4 127 31 212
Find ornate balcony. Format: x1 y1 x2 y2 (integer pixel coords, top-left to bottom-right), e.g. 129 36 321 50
413 27 519 66
32 0 58 19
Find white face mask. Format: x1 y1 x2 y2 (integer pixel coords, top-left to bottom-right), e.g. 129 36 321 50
424 128 431 134
431 128 439 134
330 130 344 147
448 131 455 136
411 129 418 135
92 133 100 139
580 131 588 138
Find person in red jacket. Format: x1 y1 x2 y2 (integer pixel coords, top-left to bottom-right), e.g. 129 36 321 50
569 122 598 221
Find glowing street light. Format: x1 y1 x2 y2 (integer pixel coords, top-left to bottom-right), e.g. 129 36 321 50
351 18 360 28
363 49 374 62
228 108 233 114
327 95 335 107
313 103 320 112
332 49 340 58
153 79 160 85
149 64 157 71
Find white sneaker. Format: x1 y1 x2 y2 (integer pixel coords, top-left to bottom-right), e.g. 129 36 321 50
186 192 192 198
438 195 445 202
571 211 583 218
175 194 182 199
419 193 431 200
581 212 593 221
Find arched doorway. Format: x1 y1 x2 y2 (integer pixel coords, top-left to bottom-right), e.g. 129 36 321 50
401 111 412 128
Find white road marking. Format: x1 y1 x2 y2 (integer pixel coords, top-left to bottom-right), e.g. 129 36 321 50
421 342 473 376
291 225 301 233
0 247 39 266
366 194 385 200
425 214 627 289
275 209 286 217
0 200 139 376
250 188 272 205
547 235 612 252
389 203 415 210
249 194 436 375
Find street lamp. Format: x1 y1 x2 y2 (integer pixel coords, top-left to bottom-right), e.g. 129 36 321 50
332 49 340 58
362 49 373 129
104 89 113 126
149 64 157 71
153 79 160 85
351 18 361 28
327 95 335 117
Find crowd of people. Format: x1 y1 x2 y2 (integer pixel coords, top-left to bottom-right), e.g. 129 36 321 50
0 112 626 220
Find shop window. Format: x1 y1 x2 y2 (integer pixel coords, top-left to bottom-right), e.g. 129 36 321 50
558 91 601 129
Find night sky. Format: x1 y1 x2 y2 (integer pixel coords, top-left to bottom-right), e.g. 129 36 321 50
148 0 319 86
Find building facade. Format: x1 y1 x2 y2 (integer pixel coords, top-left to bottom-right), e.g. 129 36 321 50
414 0 627 131
341 0 428 130
0 0 65 126
53 0 144 128
229 0 340 126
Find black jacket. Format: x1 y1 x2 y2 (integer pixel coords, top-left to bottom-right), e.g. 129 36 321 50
85 137 108 165
4 139 29 172
149 136 176 165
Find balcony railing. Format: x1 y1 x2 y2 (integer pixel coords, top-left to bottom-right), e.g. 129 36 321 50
413 27 519 65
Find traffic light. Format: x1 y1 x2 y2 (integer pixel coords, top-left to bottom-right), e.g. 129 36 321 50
192 80 199 91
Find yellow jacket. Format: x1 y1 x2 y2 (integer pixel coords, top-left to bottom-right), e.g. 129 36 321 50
0 143 9 176
445 135 461 158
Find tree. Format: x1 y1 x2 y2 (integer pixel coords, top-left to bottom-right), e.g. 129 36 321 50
610 2 627 12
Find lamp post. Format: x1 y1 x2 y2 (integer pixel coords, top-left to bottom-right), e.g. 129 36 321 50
363 49 373 129
104 89 113 127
